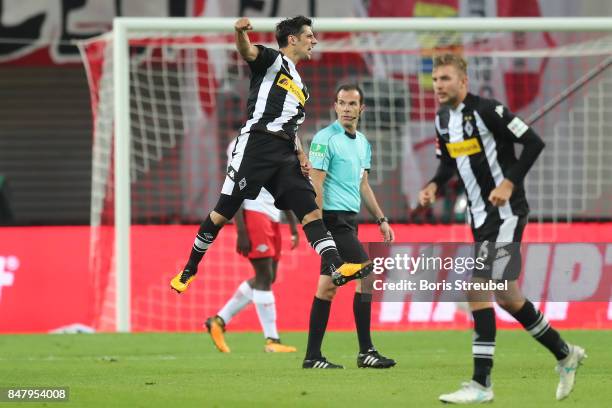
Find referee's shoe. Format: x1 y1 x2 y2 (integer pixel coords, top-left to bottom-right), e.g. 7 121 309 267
357 348 396 369
331 261 373 286
170 268 196 293
302 356 344 369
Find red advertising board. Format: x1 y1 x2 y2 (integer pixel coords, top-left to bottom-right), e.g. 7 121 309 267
1 224 611 333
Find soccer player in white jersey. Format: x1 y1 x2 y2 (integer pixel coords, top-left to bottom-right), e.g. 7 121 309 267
205 139 299 353
419 53 585 404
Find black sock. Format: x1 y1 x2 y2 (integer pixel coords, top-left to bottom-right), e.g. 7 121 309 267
511 300 569 360
185 215 222 272
303 219 342 268
354 292 374 353
305 296 332 360
472 308 496 388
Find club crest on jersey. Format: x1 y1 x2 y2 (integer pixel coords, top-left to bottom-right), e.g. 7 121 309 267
276 73 306 106
464 121 473 136
446 138 482 158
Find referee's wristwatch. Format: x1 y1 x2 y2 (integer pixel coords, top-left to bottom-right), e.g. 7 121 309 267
376 216 389 225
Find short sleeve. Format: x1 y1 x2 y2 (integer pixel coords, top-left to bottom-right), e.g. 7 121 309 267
247 45 279 74
226 139 236 167
479 99 532 143
364 140 372 171
309 132 331 171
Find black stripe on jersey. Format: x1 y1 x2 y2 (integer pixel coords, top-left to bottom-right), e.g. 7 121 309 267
245 70 268 120
253 69 289 132
464 110 497 219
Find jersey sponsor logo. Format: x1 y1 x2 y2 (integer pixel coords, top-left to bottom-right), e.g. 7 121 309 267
276 73 306 106
495 105 504 118
507 117 529 138
446 138 482 158
309 143 327 159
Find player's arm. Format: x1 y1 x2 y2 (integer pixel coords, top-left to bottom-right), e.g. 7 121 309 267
481 101 545 206
308 132 331 209
283 210 300 249
234 17 259 61
360 171 394 242
234 205 251 256
419 133 455 207
295 137 312 178
310 169 326 210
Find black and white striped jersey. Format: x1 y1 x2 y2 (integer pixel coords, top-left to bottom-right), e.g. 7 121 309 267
431 93 545 229
240 45 309 139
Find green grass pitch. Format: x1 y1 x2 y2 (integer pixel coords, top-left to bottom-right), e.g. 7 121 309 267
0 330 609 407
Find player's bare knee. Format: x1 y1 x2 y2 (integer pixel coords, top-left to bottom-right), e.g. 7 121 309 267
210 211 229 226
301 209 322 225
496 297 525 314
250 258 274 290
316 281 337 301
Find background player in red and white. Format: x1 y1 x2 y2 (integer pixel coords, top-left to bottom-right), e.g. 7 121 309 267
205 139 299 353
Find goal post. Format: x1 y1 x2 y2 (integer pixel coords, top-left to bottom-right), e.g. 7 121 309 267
80 17 612 332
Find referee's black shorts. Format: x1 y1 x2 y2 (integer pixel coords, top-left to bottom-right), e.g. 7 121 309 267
320 210 369 276
221 131 315 210
472 214 527 281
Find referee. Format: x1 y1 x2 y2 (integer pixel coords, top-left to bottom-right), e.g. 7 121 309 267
171 17 373 294
419 54 585 403
302 84 396 369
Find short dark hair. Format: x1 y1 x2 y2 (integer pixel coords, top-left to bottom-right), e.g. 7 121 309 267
276 16 312 48
335 84 364 105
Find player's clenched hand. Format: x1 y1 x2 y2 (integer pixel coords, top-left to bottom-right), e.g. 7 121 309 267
236 234 251 257
380 222 394 243
234 18 253 32
418 182 438 207
489 179 514 207
300 160 312 178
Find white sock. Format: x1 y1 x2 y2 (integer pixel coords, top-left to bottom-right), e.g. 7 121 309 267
252 289 279 339
216 281 253 325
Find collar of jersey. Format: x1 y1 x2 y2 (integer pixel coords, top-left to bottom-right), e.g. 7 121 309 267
279 51 297 71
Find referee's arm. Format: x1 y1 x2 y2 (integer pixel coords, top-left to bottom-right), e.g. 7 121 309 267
310 169 326 210
361 171 394 242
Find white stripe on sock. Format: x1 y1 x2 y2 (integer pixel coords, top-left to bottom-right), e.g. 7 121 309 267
472 345 495 356
528 313 550 338
314 239 335 255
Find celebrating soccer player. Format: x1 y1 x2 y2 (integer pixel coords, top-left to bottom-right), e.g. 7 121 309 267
302 84 396 369
419 54 586 403
204 139 299 354
171 17 373 295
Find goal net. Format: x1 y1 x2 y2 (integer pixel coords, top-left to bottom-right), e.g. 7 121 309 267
78 18 612 331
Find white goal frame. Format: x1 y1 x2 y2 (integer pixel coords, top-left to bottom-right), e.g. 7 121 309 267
112 17 612 332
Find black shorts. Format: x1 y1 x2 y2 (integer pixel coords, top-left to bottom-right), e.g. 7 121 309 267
320 211 369 275
472 214 527 281
221 131 315 210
